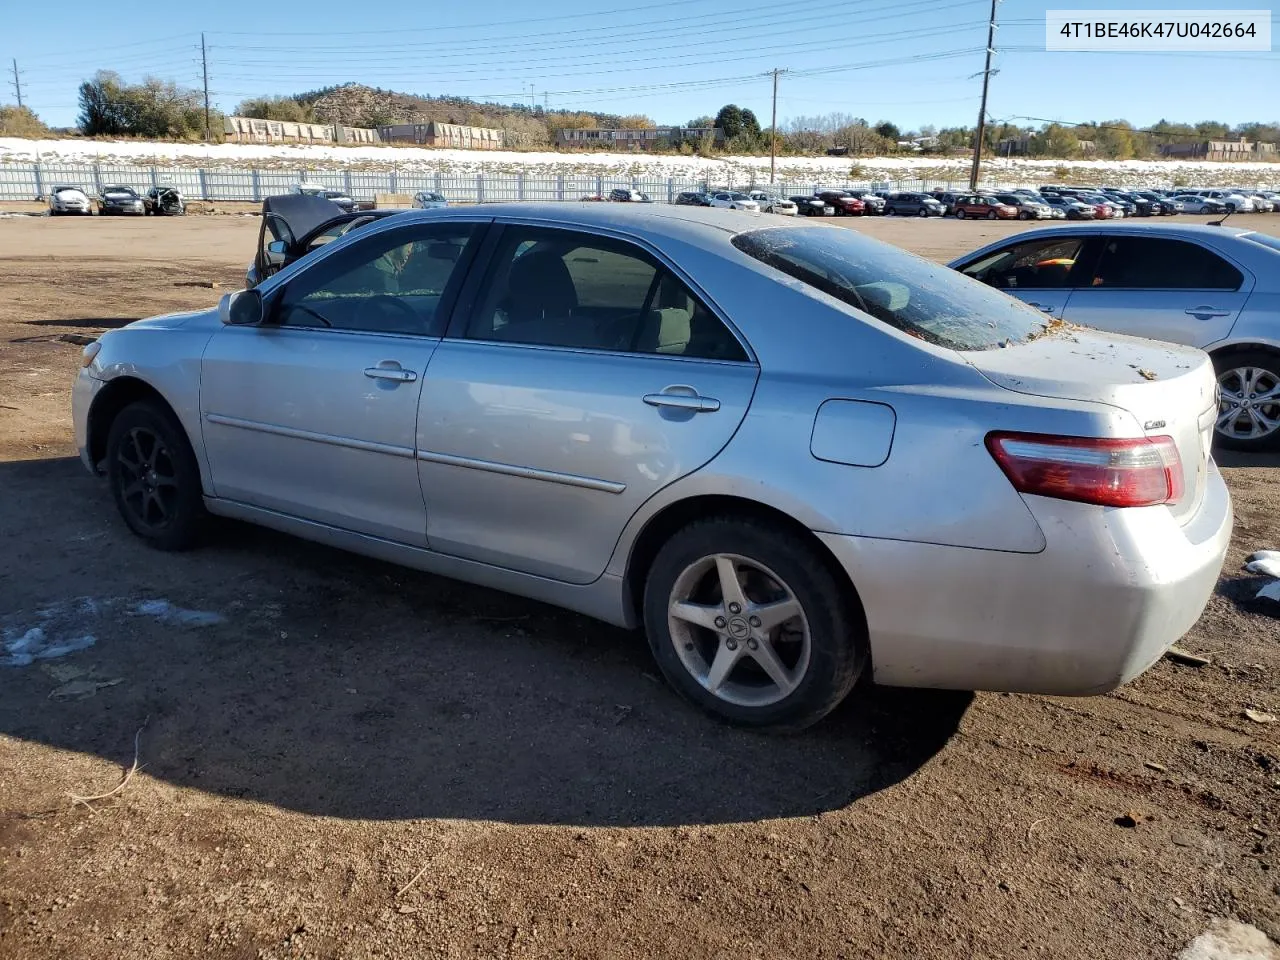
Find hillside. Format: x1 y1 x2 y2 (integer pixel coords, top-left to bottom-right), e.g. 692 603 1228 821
295 84 625 147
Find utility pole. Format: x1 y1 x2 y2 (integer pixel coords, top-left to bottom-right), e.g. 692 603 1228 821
10 59 23 109
768 67 788 184
200 33 211 142
968 0 999 190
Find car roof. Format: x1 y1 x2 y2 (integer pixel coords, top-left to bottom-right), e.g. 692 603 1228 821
363 202 827 245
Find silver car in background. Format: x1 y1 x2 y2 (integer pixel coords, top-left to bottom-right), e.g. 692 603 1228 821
48 185 93 216
951 224 1280 451
412 191 449 210
73 205 1230 730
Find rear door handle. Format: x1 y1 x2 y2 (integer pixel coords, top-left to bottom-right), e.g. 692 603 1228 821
1184 306 1232 319
364 361 417 383
643 392 720 413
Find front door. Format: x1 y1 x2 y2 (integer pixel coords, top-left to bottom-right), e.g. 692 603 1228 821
201 220 485 544
954 233 1098 320
417 224 759 584
1060 235 1254 348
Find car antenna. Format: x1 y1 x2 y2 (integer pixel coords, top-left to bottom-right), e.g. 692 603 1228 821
1208 206 1233 227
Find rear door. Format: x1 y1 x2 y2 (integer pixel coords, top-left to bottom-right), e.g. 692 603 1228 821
953 233 1099 320
416 222 759 584
1061 235 1254 347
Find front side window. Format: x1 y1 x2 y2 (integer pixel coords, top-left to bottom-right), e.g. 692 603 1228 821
1089 237 1244 290
959 237 1091 290
464 227 747 361
732 226 1049 351
272 224 478 336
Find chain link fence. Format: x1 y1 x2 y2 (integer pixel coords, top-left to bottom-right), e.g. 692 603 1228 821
0 161 1008 204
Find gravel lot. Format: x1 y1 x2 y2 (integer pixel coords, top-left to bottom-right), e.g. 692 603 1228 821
1 212 1278 960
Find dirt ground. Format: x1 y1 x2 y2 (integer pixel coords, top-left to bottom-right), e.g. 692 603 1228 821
1 213 1279 960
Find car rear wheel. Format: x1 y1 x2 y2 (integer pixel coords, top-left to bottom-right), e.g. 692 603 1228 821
985 210 997 220
106 401 206 550
1018 210 1031 220
643 517 866 730
954 209 966 219
917 207 928 217
885 207 896 216
1213 350 1280 451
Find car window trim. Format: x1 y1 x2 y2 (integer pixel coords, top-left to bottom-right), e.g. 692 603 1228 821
260 220 492 338
441 219 758 365
1078 234 1250 292
955 231 1103 289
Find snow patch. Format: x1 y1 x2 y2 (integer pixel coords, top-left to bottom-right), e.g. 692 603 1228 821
131 599 224 627
1 596 225 667
1178 920 1279 960
2 137 1277 188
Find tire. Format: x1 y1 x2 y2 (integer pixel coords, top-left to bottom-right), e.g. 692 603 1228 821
885 207 896 216
1018 210 1031 220
1211 350 1280 452
954 208 966 220
642 517 866 731
986 210 997 220
106 401 206 550
917 207 928 217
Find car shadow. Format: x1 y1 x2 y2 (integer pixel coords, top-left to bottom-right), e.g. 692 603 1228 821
0 457 971 828
24 317 139 330
1216 448 1280 469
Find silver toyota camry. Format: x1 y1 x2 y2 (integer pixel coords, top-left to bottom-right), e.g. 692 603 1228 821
73 205 1231 730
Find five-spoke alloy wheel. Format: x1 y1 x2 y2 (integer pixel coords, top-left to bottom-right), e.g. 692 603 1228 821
643 518 865 730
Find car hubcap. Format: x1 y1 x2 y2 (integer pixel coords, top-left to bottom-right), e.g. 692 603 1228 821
116 427 179 530
667 553 811 707
1217 367 1280 441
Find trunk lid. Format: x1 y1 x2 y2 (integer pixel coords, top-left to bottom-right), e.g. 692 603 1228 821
963 328 1217 524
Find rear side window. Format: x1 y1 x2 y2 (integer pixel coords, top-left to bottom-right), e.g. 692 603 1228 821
465 227 747 361
1090 237 1244 290
732 226 1048 351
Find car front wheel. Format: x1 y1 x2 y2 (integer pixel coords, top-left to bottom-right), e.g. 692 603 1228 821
643 518 866 730
1214 351 1280 451
106 401 206 549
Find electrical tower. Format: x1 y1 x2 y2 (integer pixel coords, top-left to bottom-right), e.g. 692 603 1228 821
968 0 1000 190
10 59 23 109
200 34 211 141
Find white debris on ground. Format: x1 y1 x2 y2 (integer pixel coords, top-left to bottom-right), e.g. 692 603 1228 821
1245 550 1280 605
1178 920 1280 960
1 597 224 667
2 136 1278 187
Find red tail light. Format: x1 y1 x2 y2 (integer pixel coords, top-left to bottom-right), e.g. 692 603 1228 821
986 432 1183 508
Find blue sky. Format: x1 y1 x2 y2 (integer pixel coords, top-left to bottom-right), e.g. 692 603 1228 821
4 0 1277 131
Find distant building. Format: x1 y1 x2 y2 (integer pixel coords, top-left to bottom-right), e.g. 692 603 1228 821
998 134 1097 157
557 126 724 151
1160 137 1276 160
223 117 379 144
378 122 505 150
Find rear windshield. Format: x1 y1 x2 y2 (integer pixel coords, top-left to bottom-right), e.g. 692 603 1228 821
731 226 1047 351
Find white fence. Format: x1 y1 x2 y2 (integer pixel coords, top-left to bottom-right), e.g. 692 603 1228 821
0 161 1000 204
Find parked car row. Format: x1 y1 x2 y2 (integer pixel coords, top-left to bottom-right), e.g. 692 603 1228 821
47 184 186 216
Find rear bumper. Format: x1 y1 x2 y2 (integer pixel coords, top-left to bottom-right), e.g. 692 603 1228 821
818 463 1232 695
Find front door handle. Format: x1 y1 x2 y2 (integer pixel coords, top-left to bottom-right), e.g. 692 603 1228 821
364 361 417 383
643 391 720 413
1026 302 1057 314
1184 305 1232 319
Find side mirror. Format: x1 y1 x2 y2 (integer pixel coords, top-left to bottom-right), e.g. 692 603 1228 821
221 288 264 326
265 239 288 266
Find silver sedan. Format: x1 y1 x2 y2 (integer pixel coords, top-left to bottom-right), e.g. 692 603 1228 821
73 205 1230 729
951 224 1280 450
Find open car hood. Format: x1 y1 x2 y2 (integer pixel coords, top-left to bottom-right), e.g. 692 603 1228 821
261 193 348 247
